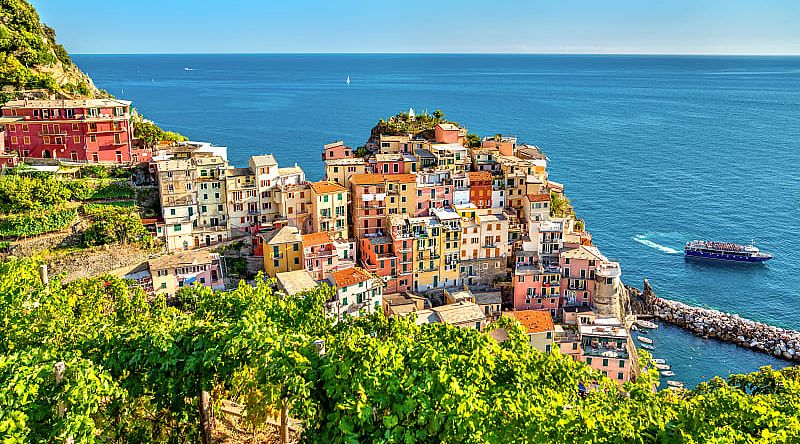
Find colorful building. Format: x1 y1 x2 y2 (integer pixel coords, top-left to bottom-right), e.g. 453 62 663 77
467 171 493 208
513 242 562 315
560 245 607 308
302 231 353 280
149 251 225 297
321 140 352 161
327 267 383 321
350 173 387 239
309 180 349 240
324 157 369 189
261 225 303 277
508 310 556 353
579 318 633 384
359 236 399 293
1 98 146 163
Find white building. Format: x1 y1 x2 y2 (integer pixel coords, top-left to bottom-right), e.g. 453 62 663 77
327 267 383 321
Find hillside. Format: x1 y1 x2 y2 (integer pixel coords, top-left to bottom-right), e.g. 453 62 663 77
0 0 102 98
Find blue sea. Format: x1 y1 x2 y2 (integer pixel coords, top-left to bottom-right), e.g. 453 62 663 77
72 54 800 387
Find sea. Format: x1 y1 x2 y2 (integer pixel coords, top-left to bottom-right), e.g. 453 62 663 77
72 54 800 387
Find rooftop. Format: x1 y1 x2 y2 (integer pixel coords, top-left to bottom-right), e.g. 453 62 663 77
579 323 628 339
325 157 366 166
3 98 132 109
415 148 435 159
385 173 417 184
350 173 386 185
251 154 277 166
467 171 492 181
276 270 319 296
302 231 333 247
329 267 373 288
365 236 393 246
474 291 502 306
323 140 346 149
278 166 304 176
527 193 550 203
509 310 555 334
261 226 302 245
310 180 346 194
560 245 608 262
416 301 485 326
149 250 213 270
436 123 460 131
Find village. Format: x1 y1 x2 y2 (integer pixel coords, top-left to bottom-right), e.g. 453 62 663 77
0 100 639 384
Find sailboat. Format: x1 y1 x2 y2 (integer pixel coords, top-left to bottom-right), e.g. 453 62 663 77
346 75 351 85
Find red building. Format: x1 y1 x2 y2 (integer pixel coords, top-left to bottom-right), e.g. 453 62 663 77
467 171 492 208
321 140 352 161
350 173 387 239
359 236 399 293
1 98 149 163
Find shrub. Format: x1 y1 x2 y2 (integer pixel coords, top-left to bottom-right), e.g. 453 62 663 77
0 207 76 238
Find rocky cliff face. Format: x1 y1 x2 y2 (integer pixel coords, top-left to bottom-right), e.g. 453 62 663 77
0 0 104 98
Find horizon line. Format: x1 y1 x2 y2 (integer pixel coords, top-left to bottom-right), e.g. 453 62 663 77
70 51 800 57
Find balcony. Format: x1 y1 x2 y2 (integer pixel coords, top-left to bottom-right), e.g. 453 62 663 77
38 130 68 136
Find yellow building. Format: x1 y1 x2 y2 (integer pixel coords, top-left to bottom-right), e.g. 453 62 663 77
261 225 303 277
310 181 349 239
324 158 369 189
384 174 417 216
407 208 462 291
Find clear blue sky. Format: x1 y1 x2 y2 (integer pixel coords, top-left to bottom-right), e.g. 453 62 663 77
31 0 800 54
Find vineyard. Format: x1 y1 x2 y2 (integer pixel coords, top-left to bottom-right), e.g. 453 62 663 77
1 259 798 443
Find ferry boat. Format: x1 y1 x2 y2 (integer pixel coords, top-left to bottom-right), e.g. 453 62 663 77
684 240 772 263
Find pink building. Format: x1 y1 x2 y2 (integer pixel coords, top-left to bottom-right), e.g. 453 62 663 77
434 123 460 144
302 232 340 280
415 170 453 216
1 98 149 163
559 245 607 308
579 319 633 385
321 140 353 161
513 243 561 315
372 153 417 175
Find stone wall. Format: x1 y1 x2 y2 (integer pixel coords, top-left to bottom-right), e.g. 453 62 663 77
631 279 799 362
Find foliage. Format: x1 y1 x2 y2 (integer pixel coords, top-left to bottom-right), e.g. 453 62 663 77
0 174 78 212
132 116 187 147
354 145 370 158
0 207 76 238
1 260 799 442
370 109 461 139
82 205 151 247
0 0 94 95
466 132 482 148
550 191 574 218
88 181 135 200
225 256 248 278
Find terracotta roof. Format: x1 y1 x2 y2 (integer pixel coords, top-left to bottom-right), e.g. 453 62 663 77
329 267 373 288
302 231 333 247
385 174 416 184
527 193 551 202
310 180 346 194
467 171 492 181
510 310 555 334
350 173 386 185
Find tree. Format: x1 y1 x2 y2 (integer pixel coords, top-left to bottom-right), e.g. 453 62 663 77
432 109 445 121
466 133 481 148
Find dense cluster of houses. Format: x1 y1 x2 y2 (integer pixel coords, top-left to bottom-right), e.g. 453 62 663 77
0 100 636 383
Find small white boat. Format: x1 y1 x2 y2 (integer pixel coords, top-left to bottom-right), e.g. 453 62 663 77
636 320 658 329
637 336 654 345
667 380 684 388
655 364 670 370
640 344 655 351
652 358 666 364
346 75 351 84
661 370 675 377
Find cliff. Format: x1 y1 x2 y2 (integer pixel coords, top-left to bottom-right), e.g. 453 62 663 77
0 0 104 98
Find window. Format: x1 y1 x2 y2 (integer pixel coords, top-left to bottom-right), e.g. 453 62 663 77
617 372 624 380
342 297 348 306
170 209 176 216
293 243 299 252
90 135 96 143
161 282 167 289
73 136 80 143
619 360 625 368
546 332 552 339
294 257 300 265
602 358 609 367
173 224 181 232
23 136 30 144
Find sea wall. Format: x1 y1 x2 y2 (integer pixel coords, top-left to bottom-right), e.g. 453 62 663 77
630 280 800 362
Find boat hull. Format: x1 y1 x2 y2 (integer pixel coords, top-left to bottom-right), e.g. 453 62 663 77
684 249 771 263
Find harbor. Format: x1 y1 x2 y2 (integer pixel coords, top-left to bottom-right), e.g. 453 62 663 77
630 280 800 363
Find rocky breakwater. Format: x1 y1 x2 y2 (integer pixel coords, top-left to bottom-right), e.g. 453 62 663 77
631 279 800 362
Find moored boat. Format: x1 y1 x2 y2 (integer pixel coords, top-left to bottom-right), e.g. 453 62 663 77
636 320 658 329
652 358 666 365
661 370 675 377
667 380 684 388
640 344 655 351
684 240 772 263
637 336 654 345
655 364 670 370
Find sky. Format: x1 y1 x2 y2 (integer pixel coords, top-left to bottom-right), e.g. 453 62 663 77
31 0 800 55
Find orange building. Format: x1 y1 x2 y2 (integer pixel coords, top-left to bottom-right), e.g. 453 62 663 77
359 236 398 293
350 173 387 239
467 171 493 208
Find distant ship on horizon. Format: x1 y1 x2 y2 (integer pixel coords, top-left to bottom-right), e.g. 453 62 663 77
684 240 773 263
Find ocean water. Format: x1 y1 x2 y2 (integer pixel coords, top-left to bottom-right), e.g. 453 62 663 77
72 54 800 387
